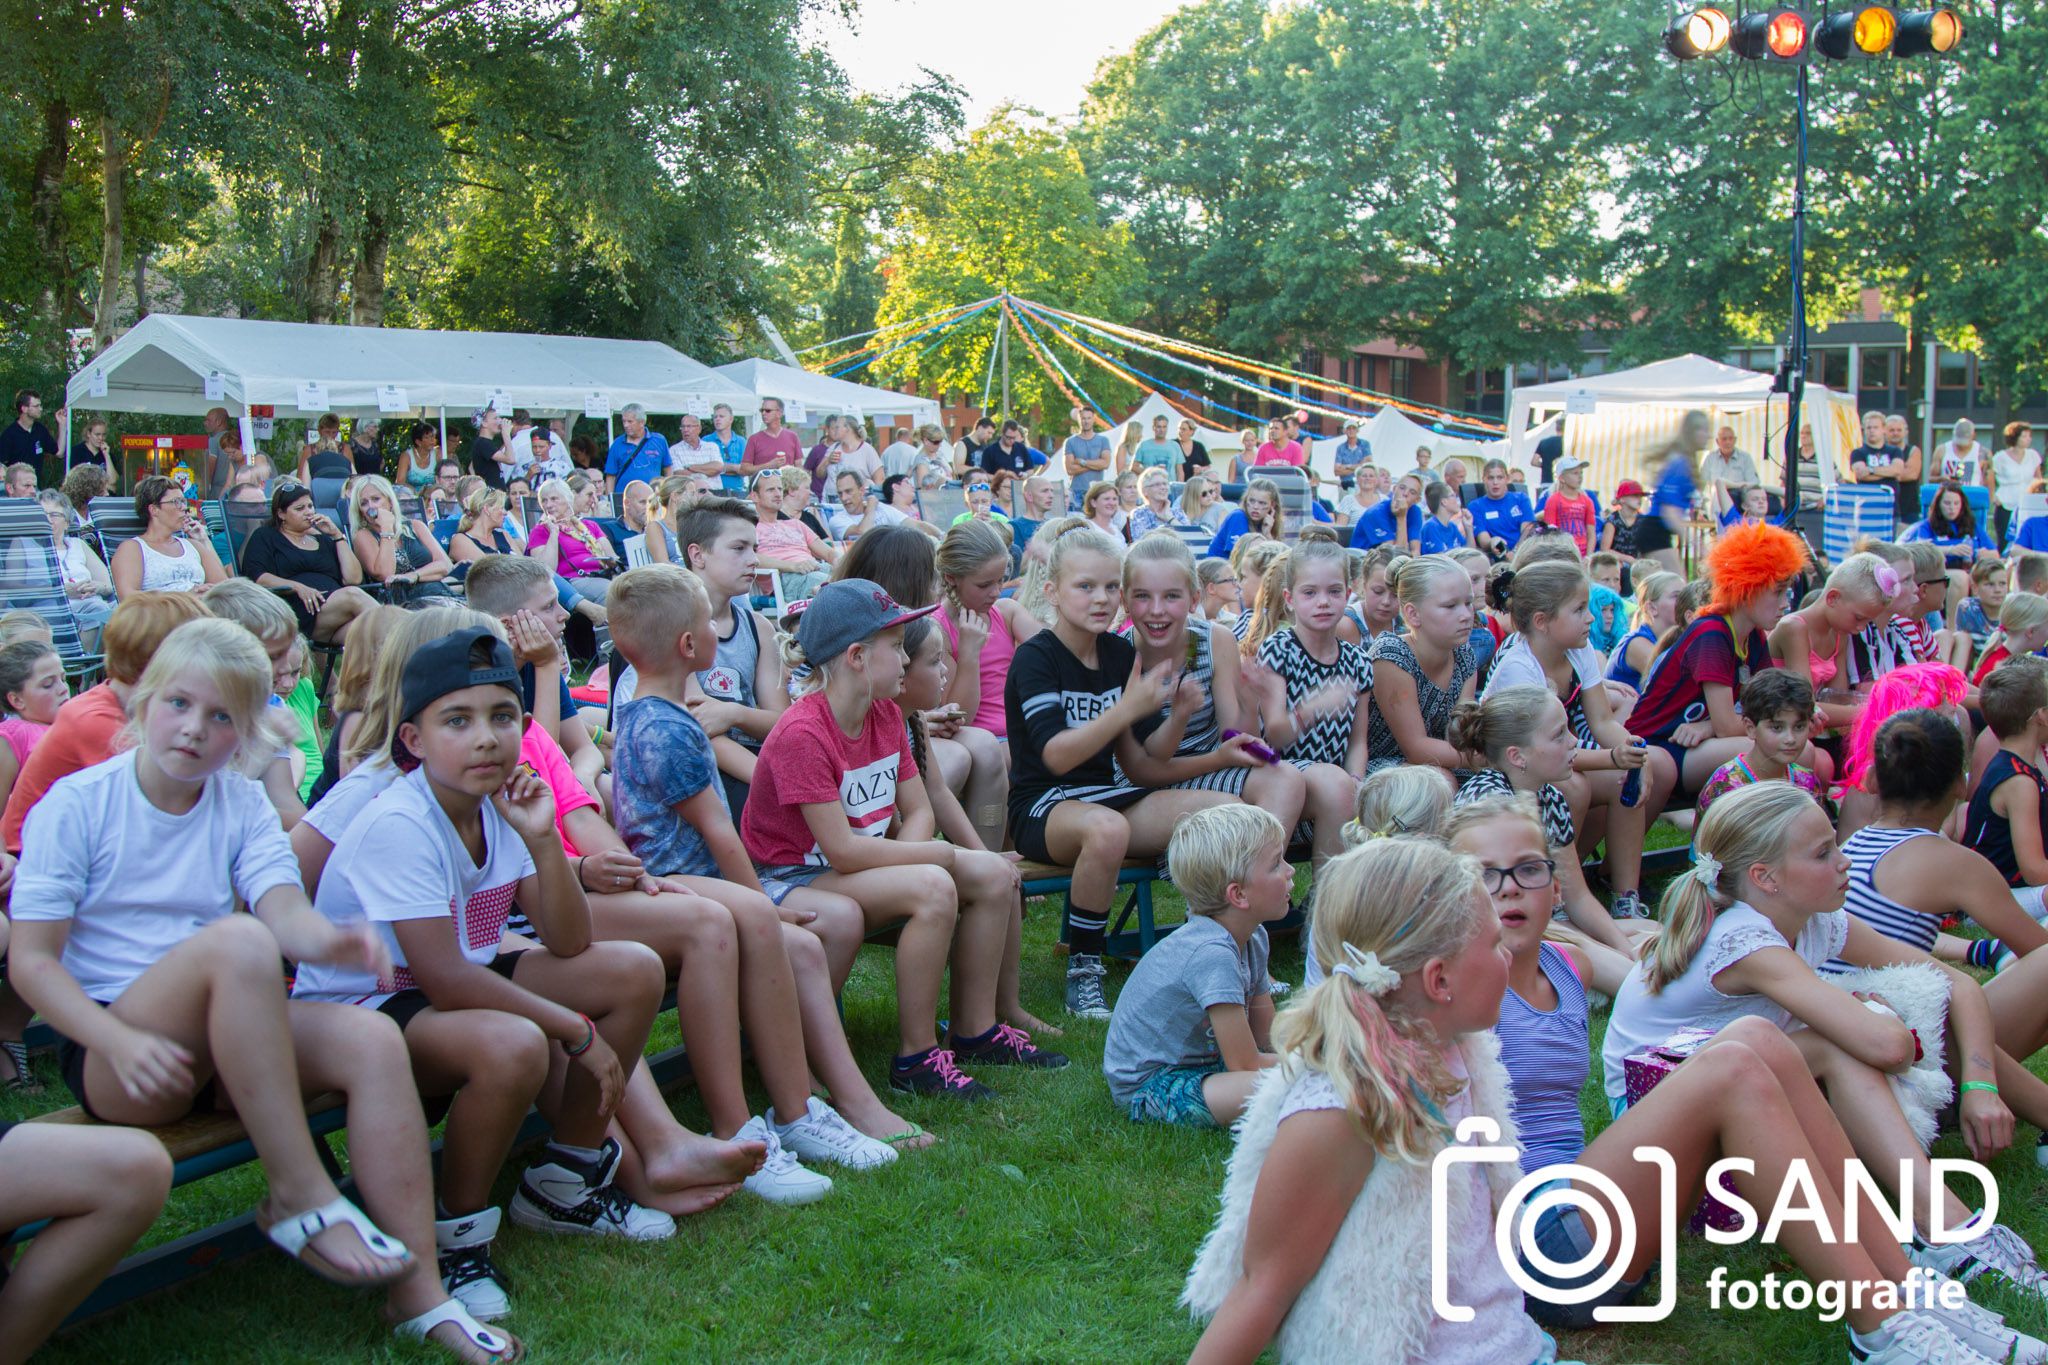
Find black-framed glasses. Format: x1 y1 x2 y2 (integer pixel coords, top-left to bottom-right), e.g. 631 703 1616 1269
1480 859 1556 895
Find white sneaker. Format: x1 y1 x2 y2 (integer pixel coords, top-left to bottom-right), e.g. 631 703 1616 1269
508 1138 677 1241
736 1115 833 1205
1920 1292 2048 1365
1912 1223 2048 1306
771 1096 897 1172
1853 1311 2003 1364
435 1207 510 1322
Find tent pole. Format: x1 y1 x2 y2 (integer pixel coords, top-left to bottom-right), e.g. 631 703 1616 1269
1001 296 1011 422
438 406 447 458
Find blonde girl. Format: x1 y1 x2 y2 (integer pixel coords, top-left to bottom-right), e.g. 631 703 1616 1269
1182 473 1224 532
1363 555 1479 776
1004 527 1254 1018
1770 551 1897 731
10 619 519 1362
1229 538 1289 643
1233 428 1258 484
1015 515 1089 626
1248 540 1373 781
1605 782 2048 1298
1196 556 1241 623
1606 568 1683 692
349 473 455 599
1184 838 1560 1364
1208 477 1285 558
1971 591 2048 686
1485 560 1675 921
1113 419 1144 478
1447 686 1642 963
935 520 1041 848
1447 795 2032 1362
1355 546 1400 641
1342 764 1455 848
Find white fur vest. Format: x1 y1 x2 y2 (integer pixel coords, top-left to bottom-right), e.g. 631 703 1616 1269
1824 962 1954 1149
1181 1033 1526 1365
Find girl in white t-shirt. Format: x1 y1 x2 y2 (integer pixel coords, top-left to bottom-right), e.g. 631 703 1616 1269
1605 781 2048 1306
8 618 519 1363
1484 559 1674 921
1184 836 1564 1365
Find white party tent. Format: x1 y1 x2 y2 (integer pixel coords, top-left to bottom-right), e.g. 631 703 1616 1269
714 357 940 430
1504 354 1859 496
1113 391 1241 453
1304 404 1507 484
66 313 753 424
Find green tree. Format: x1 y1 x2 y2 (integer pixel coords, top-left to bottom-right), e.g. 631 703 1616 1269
871 110 1145 420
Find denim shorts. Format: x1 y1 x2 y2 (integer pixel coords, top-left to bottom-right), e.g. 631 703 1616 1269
1516 1177 1651 1329
756 863 830 891
1126 1062 1224 1128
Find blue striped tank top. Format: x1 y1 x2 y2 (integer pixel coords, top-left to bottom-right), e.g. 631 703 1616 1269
1495 941 1590 1174
1827 825 1940 972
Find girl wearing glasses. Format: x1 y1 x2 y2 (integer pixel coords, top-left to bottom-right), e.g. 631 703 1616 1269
1447 686 1643 974
1442 794 2035 1365
1180 474 1224 534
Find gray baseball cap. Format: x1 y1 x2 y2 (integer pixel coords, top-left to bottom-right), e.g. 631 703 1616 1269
794 578 936 666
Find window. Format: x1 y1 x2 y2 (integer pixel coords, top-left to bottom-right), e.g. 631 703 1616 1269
1299 348 1323 377
1578 353 1607 378
1935 348 1971 391
1814 349 1849 391
1515 362 1541 386
1391 358 1414 397
1861 348 1897 392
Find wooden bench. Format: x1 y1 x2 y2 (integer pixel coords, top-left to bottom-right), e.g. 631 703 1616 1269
1016 857 1167 962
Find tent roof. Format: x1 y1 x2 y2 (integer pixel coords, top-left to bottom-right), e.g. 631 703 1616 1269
714 357 940 427
1512 353 1777 411
1119 391 1240 452
66 313 754 419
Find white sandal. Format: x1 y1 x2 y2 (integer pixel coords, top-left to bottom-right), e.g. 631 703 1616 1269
261 1195 413 1287
395 1298 523 1363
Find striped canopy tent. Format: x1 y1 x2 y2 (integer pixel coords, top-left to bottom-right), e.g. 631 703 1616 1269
1504 354 1860 498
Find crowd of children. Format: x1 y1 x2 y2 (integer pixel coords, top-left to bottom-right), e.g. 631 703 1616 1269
16 437 2048 1365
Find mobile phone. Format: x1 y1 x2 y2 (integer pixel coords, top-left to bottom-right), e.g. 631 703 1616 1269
1222 729 1281 765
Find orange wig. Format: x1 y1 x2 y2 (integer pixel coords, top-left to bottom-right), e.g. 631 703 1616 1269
1705 522 1809 615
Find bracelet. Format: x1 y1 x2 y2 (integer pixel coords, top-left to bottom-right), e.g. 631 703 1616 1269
572 855 590 891
564 1013 596 1057
1960 1081 2000 1095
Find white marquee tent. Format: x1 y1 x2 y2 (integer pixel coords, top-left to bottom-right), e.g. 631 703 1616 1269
715 357 941 430
1304 404 1506 485
66 313 754 430
1504 354 1859 497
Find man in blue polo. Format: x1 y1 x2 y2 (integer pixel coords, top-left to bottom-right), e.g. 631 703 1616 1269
1331 421 1371 488
1349 472 1424 551
604 403 672 497
1467 457 1537 559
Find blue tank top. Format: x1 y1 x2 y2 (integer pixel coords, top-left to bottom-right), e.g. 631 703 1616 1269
1965 749 2048 887
1826 825 1940 972
1606 623 1657 691
1495 942 1590 1174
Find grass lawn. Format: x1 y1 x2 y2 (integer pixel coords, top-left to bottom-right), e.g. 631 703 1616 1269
12 845 2048 1363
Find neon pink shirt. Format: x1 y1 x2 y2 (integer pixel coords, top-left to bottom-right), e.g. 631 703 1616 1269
1252 441 1305 469
938 603 1015 736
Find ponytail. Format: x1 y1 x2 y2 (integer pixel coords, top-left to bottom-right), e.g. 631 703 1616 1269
1275 837 1488 1164
1645 781 1818 992
1444 685 1553 767
1239 547 1293 659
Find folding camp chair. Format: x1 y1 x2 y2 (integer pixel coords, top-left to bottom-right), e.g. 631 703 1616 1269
0 502 104 685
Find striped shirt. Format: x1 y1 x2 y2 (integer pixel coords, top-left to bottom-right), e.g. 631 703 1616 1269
1826 825 1940 972
1495 942 1590 1174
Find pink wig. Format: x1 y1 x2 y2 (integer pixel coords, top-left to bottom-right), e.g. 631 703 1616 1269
1843 661 1969 790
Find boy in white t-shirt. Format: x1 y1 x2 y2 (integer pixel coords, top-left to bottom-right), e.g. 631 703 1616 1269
295 626 678 1314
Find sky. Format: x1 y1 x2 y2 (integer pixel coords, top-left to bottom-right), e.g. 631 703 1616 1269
807 0 1190 125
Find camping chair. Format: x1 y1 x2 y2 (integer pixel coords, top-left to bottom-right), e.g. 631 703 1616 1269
0 502 104 686
309 476 347 525
1260 466 1315 542
87 497 147 565
2014 492 2048 547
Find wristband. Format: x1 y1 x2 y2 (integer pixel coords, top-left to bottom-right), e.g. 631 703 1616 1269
564 1014 596 1057
573 856 591 891
1960 1081 2000 1095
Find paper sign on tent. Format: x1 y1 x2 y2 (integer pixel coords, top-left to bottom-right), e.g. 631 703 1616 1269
86 368 109 398
297 382 328 411
486 389 512 415
783 400 808 424
252 417 275 439
377 385 409 414
683 395 713 419
203 371 226 401
584 392 611 419
1564 388 1598 416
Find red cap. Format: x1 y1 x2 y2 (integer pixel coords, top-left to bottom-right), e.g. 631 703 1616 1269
1615 479 1646 499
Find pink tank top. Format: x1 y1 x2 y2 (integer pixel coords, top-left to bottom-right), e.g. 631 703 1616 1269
0 716 49 770
939 602 1015 737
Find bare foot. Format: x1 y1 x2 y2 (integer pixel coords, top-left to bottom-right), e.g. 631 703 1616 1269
1002 1008 1062 1037
837 1098 940 1152
642 1180 744 1217
642 1129 766 1193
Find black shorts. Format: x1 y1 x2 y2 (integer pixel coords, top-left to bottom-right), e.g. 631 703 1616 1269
1009 787 1150 864
374 949 529 1032
1633 515 1675 555
1646 736 1700 809
57 1035 225 1125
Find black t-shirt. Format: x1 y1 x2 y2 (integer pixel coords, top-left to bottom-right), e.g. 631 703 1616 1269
1179 442 1211 482
1850 442 1916 519
1005 630 1162 808
1534 434 1563 484
306 448 352 481
0 421 58 484
979 442 1032 478
349 438 383 477
469 436 506 489
240 525 346 593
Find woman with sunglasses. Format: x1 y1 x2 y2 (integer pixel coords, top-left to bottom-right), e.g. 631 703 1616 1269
1180 474 1225 533
109 474 228 599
